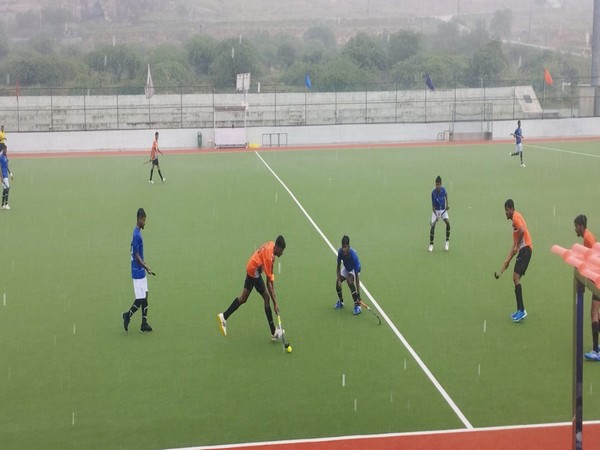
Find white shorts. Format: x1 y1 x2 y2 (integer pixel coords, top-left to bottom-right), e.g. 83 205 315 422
132 277 148 299
2 177 9 189
431 209 449 225
515 143 523 153
340 266 357 281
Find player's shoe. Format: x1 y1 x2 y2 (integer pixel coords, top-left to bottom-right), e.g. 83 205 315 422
217 313 227 336
428 244 433 252
520 163 526 168
149 180 154 184
162 178 167 183
353 304 362 315
585 351 600 361
512 310 527 322
140 322 153 333
122 312 130 332
3 204 9 210
444 241 449 251
510 310 519 320
334 300 344 309
272 327 285 341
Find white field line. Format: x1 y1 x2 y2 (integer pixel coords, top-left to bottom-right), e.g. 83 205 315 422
167 420 600 450
254 151 473 429
526 143 600 158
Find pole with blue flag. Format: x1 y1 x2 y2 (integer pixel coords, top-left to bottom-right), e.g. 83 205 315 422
425 73 435 91
305 73 312 89
304 73 311 125
424 73 434 123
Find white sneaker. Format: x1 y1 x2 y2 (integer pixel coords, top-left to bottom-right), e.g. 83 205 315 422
444 241 449 251
272 327 285 341
162 178 167 183
585 350 600 361
3 204 10 210
149 180 154 184
217 313 227 336
520 163 526 168
428 244 433 252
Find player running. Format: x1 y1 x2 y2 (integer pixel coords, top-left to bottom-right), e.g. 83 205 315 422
499 199 533 323
149 131 166 184
429 175 450 252
509 120 525 167
334 235 363 315
574 215 600 361
217 236 286 340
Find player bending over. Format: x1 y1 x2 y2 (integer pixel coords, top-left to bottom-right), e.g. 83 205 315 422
217 236 286 340
429 175 450 252
334 235 363 315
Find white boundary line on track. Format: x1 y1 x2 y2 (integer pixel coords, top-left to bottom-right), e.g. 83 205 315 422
253 151 473 429
168 420 600 449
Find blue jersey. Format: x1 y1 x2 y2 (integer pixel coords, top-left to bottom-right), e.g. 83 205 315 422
337 247 361 273
514 126 522 144
130 226 145 279
431 187 447 211
0 153 8 178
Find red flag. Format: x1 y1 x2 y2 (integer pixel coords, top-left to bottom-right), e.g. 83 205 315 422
544 68 553 86
15 80 19 97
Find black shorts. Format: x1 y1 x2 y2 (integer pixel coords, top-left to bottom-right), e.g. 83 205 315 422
152 158 159 166
514 246 532 277
243 274 266 295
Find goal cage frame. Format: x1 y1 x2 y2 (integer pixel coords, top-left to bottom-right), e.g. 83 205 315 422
213 105 248 148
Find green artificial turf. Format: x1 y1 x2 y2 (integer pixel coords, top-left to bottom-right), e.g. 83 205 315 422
1 140 599 449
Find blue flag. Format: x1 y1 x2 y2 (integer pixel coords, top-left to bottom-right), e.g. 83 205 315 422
425 73 435 91
305 73 312 89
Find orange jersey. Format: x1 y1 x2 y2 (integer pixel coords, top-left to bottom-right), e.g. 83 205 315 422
583 229 597 249
246 241 276 282
512 211 532 250
150 139 159 160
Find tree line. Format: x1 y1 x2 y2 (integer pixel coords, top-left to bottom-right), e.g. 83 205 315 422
0 13 590 94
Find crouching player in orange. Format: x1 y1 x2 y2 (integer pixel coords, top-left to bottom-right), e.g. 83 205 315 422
500 199 533 323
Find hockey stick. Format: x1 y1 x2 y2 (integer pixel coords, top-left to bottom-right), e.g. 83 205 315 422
276 313 290 350
358 300 382 325
430 208 448 227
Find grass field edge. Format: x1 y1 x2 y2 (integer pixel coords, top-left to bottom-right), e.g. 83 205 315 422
168 420 600 450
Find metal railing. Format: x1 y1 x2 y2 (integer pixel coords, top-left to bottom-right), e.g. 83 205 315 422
0 80 596 132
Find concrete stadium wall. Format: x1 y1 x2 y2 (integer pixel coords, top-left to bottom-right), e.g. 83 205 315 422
6 117 600 154
0 86 542 133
